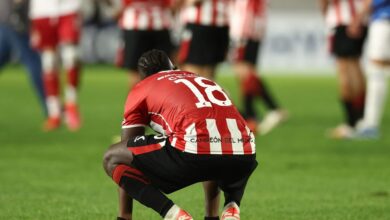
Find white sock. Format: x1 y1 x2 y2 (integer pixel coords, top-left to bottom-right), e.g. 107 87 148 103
65 85 77 104
363 63 390 128
164 204 180 220
46 96 61 118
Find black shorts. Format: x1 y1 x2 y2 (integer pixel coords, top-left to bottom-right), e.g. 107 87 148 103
178 23 229 66
121 29 173 70
127 135 258 194
231 39 261 65
330 25 367 58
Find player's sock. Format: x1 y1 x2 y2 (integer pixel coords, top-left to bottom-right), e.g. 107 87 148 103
112 164 174 217
255 75 279 110
42 50 61 124
353 91 366 122
243 94 256 119
362 63 389 128
43 72 61 116
341 99 356 127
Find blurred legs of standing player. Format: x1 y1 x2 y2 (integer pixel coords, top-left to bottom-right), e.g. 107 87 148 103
31 12 82 131
231 39 288 135
321 0 367 139
355 19 390 138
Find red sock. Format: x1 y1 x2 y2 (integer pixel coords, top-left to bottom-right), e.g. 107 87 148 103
43 72 59 96
241 72 261 96
67 66 80 88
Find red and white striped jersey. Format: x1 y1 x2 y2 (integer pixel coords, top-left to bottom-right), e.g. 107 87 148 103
30 0 80 19
325 0 364 29
119 0 172 30
230 0 267 41
180 0 231 27
122 70 256 155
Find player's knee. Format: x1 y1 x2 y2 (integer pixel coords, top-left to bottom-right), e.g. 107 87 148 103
103 146 118 177
61 44 79 68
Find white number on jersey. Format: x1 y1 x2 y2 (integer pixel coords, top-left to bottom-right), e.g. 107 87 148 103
175 77 232 108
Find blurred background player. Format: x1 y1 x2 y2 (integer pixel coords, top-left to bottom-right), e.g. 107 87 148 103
320 0 367 139
176 0 230 79
350 0 390 138
115 0 173 89
0 0 46 118
230 0 288 135
29 0 82 131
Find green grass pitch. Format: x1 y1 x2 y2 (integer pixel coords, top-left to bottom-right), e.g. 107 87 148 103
0 65 389 220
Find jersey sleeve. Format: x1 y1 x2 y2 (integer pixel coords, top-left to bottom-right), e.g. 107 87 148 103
122 84 149 129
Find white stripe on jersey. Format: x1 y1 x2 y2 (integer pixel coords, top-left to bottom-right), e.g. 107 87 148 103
325 0 363 29
120 5 171 30
150 120 166 135
230 0 267 40
201 0 213 25
245 126 256 153
184 123 198 153
206 119 222 154
226 119 244 155
181 0 230 27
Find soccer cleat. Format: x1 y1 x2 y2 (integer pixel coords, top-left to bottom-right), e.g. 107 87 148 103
353 127 379 139
43 117 61 131
65 103 81 131
259 109 289 135
164 205 193 220
326 124 354 139
221 202 240 220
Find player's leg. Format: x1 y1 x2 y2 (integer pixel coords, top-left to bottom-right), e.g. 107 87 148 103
59 13 82 131
232 40 287 134
356 20 390 138
217 156 258 220
16 32 47 117
327 25 364 138
203 181 220 220
103 136 193 220
0 26 12 68
348 58 366 122
31 17 61 130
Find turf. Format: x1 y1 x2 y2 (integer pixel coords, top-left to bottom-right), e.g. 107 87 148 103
0 65 389 220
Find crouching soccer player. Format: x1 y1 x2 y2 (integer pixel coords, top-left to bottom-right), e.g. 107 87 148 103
103 49 258 220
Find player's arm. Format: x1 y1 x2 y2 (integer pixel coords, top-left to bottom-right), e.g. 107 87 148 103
117 126 145 220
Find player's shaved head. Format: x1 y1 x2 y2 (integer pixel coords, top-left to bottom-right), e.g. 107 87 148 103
137 49 174 78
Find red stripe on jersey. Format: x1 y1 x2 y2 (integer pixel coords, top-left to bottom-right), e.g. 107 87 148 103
243 127 253 155
127 143 162 155
197 120 211 154
195 3 202 24
347 0 356 18
212 0 218 27
147 8 153 30
333 0 342 25
134 10 139 30
217 119 233 155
